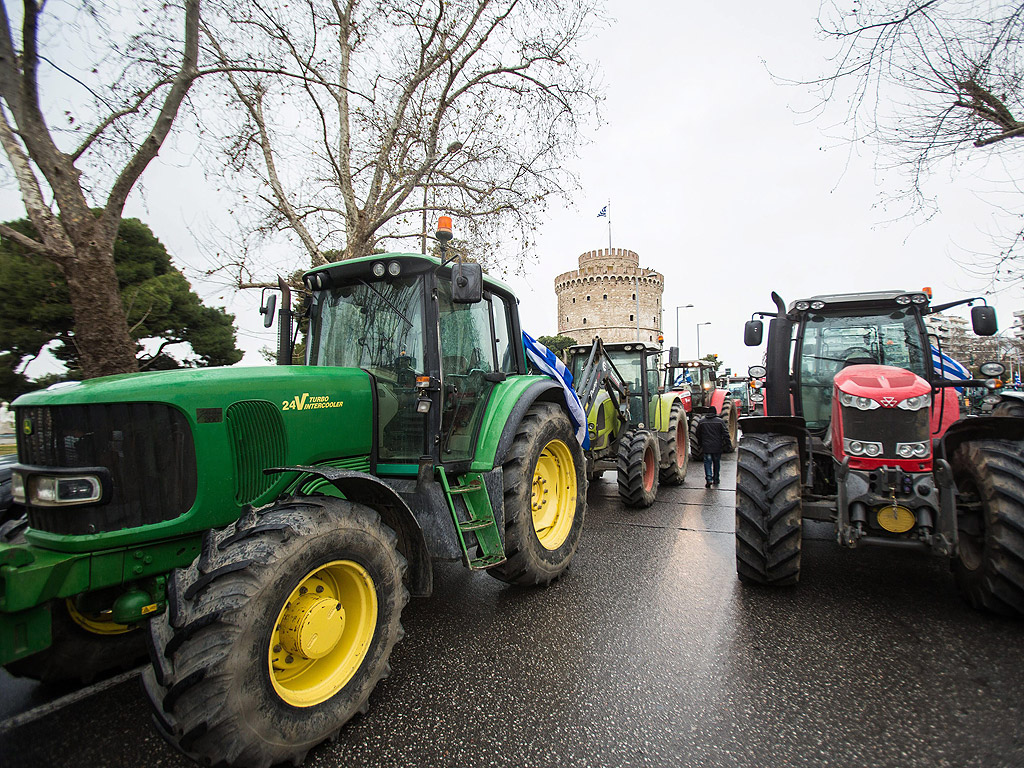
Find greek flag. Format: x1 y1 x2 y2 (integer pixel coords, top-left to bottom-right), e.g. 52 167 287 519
931 345 971 393
522 331 590 449
597 206 607 217
1015 371 1021 386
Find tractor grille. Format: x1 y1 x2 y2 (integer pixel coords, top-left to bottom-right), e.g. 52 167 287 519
16 403 197 535
841 406 929 457
226 400 286 505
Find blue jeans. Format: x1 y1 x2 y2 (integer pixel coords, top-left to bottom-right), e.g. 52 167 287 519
703 453 721 484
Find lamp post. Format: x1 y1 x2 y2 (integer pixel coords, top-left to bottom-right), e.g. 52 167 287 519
675 304 694 350
696 321 711 358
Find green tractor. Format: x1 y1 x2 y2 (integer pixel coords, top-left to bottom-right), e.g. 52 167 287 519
0 223 587 767
566 338 689 507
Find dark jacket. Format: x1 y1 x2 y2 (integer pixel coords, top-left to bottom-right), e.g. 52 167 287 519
695 414 730 454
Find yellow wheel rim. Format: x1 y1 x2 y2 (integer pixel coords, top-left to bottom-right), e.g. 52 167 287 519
531 438 577 551
66 599 133 636
269 560 377 708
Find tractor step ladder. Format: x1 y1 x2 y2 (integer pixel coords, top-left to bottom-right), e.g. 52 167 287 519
436 467 506 570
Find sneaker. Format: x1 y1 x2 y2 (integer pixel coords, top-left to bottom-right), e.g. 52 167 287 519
713 481 720 486
705 481 712 488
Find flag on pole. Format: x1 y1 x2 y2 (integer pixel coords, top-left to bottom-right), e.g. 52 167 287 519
931 345 971 393
522 331 590 449
597 206 607 217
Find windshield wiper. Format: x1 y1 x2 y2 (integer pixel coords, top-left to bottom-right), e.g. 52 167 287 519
358 279 414 328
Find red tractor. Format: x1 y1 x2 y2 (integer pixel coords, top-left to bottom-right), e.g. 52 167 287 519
664 349 738 459
737 289 1024 615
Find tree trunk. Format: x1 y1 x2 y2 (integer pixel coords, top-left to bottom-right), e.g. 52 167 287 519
62 238 139 378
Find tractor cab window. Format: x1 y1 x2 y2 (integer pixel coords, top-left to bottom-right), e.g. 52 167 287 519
606 349 646 423
798 309 929 430
307 275 428 459
438 282 498 462
491 295 516 374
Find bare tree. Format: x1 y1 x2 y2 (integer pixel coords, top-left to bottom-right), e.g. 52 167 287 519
0 0 200 377
202 0 602 275
812 1 1024 290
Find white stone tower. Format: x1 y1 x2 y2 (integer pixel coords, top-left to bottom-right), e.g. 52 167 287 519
554 248 664 345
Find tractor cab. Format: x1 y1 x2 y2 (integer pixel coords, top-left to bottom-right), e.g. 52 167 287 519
300 253 523 469
565 340 662 429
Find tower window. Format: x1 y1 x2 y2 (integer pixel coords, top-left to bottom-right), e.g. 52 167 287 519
572 298 575 304
583 318 587 325
629 314 634 322
632 293 636 300
603 294 607 300
587 296 591 301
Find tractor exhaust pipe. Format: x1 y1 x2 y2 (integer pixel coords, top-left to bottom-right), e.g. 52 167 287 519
277 276 293 366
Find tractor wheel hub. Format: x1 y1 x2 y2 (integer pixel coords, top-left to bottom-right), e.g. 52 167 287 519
278 593 346 660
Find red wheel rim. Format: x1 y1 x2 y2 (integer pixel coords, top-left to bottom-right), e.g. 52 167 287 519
676 420 686 468
642 445 656 491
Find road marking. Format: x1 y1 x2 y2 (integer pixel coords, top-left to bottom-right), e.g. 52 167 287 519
0 666 144 734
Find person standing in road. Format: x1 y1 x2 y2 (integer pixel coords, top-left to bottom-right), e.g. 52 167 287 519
696 407 730 488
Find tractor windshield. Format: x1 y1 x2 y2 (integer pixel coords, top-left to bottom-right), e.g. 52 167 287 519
308 276 427 459
797 308 929 430
308 276 426 376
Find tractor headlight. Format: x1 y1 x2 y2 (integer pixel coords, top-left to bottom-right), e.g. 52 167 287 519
839 391 880 410
897 395 929 411
372 262 386 277
13 468 107 506
896 295 912 305
896 441 930 459
388 261 402 276
844 439 883 456
911 293 928 304
794 301 810 311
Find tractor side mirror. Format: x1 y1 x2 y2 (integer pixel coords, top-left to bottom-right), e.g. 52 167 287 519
744 319 763 346
451 262 482 304
260 293 277 328
971 305 997 336
668 346 679 367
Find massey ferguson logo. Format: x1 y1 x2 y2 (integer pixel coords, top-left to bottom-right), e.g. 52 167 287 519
880 397 898 408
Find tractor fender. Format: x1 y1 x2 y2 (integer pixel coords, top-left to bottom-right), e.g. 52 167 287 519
652 393 683 432
937 415 1024 462
489 379 566 467
267 466 432 597
708 387 729 415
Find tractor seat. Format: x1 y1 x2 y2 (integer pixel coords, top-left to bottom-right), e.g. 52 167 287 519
843 357 876 367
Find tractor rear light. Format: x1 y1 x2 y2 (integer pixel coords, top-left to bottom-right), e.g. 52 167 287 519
897 395 929 411
896 441 929 459
839 391 880 410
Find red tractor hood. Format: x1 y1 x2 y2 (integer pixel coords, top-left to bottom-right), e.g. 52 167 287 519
833 365 931 401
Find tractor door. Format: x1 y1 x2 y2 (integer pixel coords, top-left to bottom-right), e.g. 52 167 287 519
437 284 513 463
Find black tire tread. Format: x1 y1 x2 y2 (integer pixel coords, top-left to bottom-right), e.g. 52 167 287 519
143 499 408 768
951 439 1024 616
488 402 586 586
617 429 660 508
659 401 688 486
735 433 802 586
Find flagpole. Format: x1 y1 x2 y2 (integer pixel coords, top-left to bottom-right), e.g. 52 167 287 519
607 199 612 252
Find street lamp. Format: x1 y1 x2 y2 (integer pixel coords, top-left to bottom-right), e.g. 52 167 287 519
696 321 711 358
675 304 694 350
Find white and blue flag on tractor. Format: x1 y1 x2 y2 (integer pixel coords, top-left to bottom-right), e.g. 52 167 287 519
522 331 590 449
597 206 607 217
931 345 971 393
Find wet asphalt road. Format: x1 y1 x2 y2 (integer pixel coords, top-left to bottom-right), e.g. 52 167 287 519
2 452 1023 768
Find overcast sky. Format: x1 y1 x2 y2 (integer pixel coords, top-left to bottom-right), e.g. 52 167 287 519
4 1 1022 376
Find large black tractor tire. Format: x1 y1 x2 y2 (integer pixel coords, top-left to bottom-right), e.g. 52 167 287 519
992 398 1024 418
489 402 586 587
688 413 704 462
950 440 1024 616
2 515 147 684
144 499 408 768
617 429 661 508
735 433 803 586
720 398 738 453
659 401 689 486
